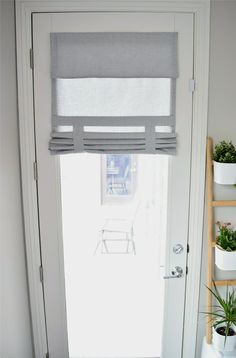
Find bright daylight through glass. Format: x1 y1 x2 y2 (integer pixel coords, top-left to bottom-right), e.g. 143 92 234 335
60 153 168 358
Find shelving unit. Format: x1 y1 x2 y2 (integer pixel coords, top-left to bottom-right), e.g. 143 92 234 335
206 137 236 344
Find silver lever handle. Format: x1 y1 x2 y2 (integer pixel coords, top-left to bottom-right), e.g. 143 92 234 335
164 266 184 279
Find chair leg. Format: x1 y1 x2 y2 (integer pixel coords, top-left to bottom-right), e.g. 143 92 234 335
94 230 104 255
132 241 136 255
103 240 109 254
126 238 130 253
130 228 136 255
94 241 101 255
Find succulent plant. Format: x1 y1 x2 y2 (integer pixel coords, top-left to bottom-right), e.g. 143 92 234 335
216 221 236 252
213 141 236 163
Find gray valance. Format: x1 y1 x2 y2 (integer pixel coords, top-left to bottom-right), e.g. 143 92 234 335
51 32 178 79
49 32 178 155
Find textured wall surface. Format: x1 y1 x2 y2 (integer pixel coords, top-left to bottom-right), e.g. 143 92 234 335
0 1 33 357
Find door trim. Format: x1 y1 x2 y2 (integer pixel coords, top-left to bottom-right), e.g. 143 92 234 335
15 2 210 358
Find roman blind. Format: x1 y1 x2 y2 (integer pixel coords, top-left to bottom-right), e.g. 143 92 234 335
49 32 178 155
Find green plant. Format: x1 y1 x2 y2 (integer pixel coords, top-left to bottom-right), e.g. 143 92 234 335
205 281 236 342
216 221 236 252
213 141 236 163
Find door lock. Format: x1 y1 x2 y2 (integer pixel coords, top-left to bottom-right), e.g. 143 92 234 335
164 266 184 279
173 244 184 254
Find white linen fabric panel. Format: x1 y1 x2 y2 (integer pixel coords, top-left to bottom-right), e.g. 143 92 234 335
49 32 178 154
56 78 171 117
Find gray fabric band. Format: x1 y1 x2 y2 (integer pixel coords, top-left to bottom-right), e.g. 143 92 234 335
51 32 178 79
49 131 177 154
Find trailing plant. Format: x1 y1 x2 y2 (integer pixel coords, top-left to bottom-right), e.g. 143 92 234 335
204 281 236 344
216 221 236 252
213 140 236 163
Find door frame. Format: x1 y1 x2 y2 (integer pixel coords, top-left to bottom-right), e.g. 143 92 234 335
15 1 210 358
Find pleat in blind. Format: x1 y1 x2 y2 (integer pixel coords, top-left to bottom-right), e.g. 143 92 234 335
49 32 178 155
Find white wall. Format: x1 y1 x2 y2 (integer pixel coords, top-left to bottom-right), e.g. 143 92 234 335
196 1 236 357
0 1 33 357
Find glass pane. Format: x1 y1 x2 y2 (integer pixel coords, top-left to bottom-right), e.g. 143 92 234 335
101 154 137 204
106 154 132 196
56 78 171 117
60 153 168 358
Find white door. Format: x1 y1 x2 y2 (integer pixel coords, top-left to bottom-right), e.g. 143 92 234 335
32 12 193 358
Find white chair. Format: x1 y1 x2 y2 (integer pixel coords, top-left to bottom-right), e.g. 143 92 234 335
94 204 140 255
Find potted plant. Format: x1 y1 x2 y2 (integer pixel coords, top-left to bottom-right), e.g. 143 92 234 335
213 140 236 185
205 281 236 352
215 221 236 271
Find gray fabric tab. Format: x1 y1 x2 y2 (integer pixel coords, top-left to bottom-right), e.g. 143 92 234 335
51 32 178 79
52 115 175 127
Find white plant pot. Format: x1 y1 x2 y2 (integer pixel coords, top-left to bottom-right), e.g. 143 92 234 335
213 161 236 185
215 245 236 271
213 327 236 352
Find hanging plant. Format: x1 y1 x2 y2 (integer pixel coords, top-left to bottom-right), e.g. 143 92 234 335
215 221 236 271
204 281 236 352
213 141 236 185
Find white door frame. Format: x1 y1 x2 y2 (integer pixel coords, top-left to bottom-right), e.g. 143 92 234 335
15 1 210 358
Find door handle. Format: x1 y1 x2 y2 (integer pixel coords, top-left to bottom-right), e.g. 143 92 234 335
163 266 184 279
